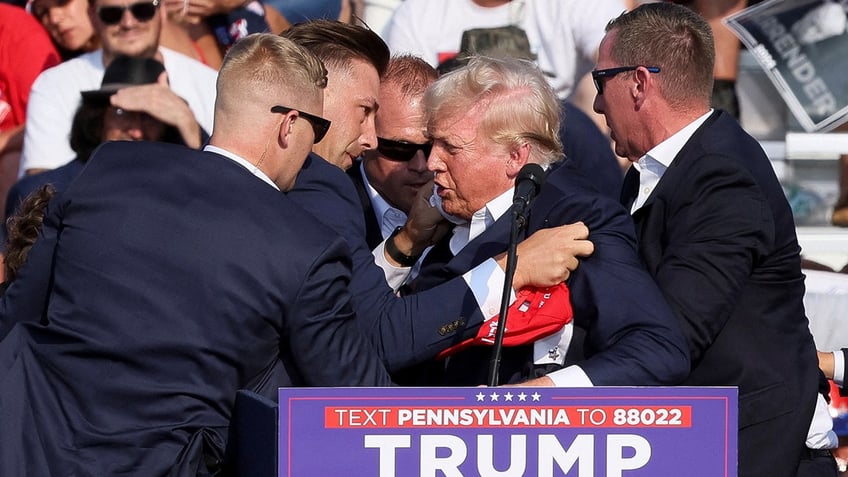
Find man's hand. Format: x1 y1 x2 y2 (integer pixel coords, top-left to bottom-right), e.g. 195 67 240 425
499 222 594 289
109 72 202 148
385 180 450 266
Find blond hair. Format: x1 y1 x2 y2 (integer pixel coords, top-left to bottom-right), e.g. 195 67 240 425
215 33 327 120
425 56 563 167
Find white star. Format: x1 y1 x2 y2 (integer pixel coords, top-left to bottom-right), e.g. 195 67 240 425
489 392 500 401
504 392 514 402
476 392 486 402
518 392 527 402
531 392 541 402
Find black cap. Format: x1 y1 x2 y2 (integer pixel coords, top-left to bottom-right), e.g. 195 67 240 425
80 56 166 104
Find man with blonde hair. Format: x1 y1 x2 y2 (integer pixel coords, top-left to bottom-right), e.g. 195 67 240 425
0 33 390 475
410 55 690 387
284 20 596 378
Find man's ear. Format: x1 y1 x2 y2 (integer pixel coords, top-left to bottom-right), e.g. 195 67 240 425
278 114 296 148
633 67 653 108
507 142 532 177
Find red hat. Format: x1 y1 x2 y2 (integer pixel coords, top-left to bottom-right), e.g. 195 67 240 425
436 282 573 360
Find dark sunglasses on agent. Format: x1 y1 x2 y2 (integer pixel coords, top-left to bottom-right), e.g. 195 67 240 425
591 65 660 95
376 137 432 162
97 0 159 25
270 105 331 144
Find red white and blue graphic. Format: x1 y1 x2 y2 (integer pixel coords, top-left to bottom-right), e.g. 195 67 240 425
279 387 737 477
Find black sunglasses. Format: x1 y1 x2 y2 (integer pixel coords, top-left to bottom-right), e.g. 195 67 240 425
591 66 661 95
376 137 432 162
97 0 160 25
270 105 331 144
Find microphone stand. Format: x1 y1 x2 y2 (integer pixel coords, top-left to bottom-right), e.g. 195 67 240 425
487 208 525 387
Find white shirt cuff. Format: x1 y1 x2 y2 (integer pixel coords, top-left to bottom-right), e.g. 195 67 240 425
372 240 412 292
462 258 515 318
834 350 845 388
545 365 594 387
533 324 572 366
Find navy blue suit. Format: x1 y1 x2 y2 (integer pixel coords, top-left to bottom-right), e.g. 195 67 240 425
559 101 622 200
4 158 85 219
0 142 391 476
288 154 493 372
411 160 691 386
621 111 820 477
346 161 384 250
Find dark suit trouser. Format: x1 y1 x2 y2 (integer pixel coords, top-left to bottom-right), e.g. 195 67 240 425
795 449 838 477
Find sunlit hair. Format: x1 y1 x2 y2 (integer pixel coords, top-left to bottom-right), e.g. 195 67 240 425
383 54 438 100
4 185 56 282
606 2 714 108
281 19 389 78
425 56 563 167
215 33 327 117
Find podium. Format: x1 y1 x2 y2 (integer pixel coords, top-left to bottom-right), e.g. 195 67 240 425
272 387 737 477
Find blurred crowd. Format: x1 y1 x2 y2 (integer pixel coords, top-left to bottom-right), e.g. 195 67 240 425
1 0 848 475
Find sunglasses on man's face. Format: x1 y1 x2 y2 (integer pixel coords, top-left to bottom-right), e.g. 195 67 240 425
376 137 432 162
96 0 159 25
270 105 331 144
591 65 661 95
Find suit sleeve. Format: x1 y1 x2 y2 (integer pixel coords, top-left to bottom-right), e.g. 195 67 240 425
285 235 393 387
648 156 773 365
288 158 487 373
548 192 691 386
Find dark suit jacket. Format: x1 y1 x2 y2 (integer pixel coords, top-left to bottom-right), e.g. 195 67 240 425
622 111 820 477
410 160 691 387
288 154 497 373
346 161 384 250
4 158 86 218
559 101 623 200
0 141 391 476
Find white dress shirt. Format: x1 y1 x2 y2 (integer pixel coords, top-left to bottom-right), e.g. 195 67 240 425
630 110 713 214
627 110 836 449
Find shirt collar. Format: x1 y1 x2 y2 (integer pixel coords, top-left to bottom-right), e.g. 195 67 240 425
360 162 407 237
450 187 515 255
642 109 713 169
203 144 279 190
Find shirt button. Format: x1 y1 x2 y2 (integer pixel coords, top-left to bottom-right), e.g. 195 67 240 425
643 187 651 194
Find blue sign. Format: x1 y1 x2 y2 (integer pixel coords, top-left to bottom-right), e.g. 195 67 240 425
278 387 737 477
726 0 848 132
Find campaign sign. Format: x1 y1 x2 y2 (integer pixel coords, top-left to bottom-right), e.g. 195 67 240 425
725 0 848 132
278 387 737 477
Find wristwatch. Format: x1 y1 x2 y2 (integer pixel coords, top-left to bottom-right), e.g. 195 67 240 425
386 226 421 267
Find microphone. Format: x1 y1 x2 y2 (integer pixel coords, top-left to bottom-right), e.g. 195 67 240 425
488 163 546 386
512 163 547 227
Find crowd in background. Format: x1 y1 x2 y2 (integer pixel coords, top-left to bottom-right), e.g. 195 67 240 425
1 0 848 475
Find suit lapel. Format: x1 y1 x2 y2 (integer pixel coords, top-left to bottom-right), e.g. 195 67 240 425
346 163 384 250
631 110 722 222
620 166 640 211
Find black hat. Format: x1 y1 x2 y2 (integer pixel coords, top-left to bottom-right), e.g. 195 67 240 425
80 56 166 104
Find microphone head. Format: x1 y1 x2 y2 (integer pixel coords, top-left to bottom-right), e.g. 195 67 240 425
516 163 547 192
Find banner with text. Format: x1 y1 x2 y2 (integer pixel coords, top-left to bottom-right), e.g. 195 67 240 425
725 0 848 132
278 386 737 477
